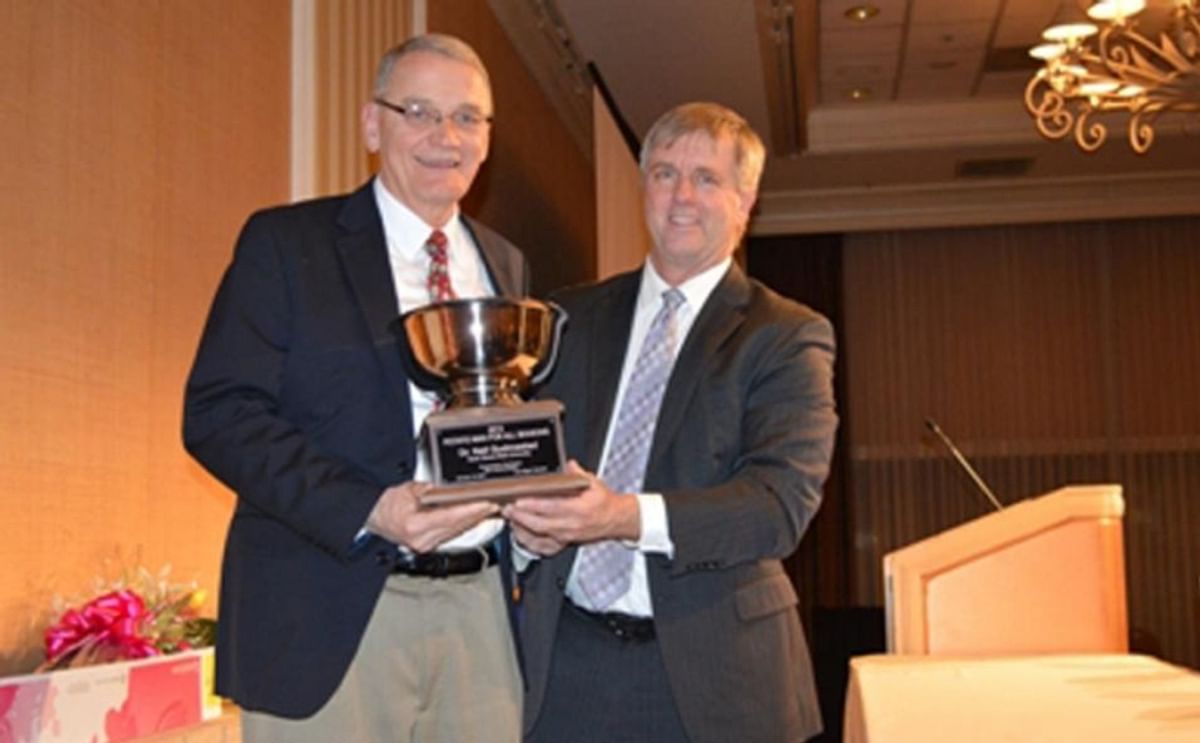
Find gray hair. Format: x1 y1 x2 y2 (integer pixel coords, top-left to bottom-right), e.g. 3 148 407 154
639 102 766 194
372 33 492 101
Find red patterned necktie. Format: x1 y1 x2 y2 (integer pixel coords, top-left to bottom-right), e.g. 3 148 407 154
425 229 456 302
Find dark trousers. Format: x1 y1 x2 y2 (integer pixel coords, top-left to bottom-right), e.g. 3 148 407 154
527 601 691 743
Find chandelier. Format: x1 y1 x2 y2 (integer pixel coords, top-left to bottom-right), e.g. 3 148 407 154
1025 0 1200 153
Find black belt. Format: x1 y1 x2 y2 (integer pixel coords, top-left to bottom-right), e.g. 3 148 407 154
391 542 499 578
569 601 656 642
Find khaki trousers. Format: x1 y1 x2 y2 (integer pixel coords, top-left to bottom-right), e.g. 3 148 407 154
242 566 521 743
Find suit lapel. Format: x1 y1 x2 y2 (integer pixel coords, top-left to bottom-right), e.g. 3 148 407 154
335 184 413 414
647 265 750 477
463 217 522 297
582 273 639 470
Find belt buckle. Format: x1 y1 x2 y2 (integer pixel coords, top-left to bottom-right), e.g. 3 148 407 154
572 603 655 642
425 552 455 578
607 614 654 642
393 542 494 578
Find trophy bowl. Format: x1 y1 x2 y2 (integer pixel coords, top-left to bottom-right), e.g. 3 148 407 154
401 297 565 407
396 297 584 504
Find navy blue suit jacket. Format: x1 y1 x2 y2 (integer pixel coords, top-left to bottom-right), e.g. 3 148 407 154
183 181 527 717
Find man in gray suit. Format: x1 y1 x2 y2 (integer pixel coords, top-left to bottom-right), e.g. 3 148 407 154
184 34 525 743
505 102 838 743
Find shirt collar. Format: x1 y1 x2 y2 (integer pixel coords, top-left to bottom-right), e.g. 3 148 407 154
373 177 463 260
638 257 732 313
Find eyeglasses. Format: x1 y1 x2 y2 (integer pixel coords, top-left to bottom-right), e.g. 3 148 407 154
373 98 493 132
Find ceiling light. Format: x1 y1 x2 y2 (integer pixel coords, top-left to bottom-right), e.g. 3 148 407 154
1029 42 1068 61
844 5 880 22
1025 0 1200 153
1041 22 1099 42
848 87 872 101
1078 79 1120 95
1041 5 1098 41
1087 0 1147 21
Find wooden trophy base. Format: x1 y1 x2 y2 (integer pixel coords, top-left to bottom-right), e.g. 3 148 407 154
420 471 589 506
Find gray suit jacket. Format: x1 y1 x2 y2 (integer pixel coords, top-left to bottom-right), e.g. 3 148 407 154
184 180 527 716
520 263 837 743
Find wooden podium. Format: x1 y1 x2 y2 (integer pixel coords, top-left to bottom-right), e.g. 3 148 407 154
884 485 1127 655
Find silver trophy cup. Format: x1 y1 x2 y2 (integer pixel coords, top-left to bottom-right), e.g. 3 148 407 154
400 297 587 504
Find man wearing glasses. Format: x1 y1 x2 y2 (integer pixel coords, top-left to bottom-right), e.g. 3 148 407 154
184 34 525 743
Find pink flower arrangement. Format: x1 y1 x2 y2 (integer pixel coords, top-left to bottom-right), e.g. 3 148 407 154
38 567 215 671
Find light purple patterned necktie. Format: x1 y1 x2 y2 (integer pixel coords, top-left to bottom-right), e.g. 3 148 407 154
575 288 686 609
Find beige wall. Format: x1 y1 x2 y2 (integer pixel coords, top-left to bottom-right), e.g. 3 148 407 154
0 1 290 673
0 0 602 677
594 88 651 280
302 0 412 197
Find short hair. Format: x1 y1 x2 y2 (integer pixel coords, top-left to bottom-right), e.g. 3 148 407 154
639 102 766 194
372 33 492 105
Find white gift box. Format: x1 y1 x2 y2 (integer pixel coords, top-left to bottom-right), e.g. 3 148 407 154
0 646 219 742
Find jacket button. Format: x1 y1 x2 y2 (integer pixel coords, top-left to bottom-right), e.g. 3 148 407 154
375 550 392 567
555 577 567 590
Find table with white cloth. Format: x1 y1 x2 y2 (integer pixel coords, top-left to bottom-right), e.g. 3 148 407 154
844 653 1200 743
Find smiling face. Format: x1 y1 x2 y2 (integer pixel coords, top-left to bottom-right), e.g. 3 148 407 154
361 50 492 226
642 130 756 285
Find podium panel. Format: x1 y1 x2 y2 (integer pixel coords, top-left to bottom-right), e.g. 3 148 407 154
884 485 1127 655
844 653 1200 743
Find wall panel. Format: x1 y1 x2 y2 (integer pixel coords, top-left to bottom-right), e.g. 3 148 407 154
0 0 289 673
309 0 411 197
843 217 1200 670
430 0 596 294
595 87 650 279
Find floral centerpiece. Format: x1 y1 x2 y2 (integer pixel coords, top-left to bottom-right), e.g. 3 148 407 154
37 565 216 671
1 566 220 742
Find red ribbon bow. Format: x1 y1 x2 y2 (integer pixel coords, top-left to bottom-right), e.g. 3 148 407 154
44 589 159 665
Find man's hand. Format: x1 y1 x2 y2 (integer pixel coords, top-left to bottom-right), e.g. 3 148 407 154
503 461 640 548
367 481 500 553
508 522 567 557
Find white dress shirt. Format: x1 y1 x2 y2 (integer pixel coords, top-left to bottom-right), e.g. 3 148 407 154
373 178 502 551
564 257 733 616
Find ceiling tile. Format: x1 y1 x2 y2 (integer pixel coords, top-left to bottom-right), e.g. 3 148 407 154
976 70 1035 98
910 0 1002 24
897 74 976 99
557 0 770 135
819 0 907 30
902 46 986 76
1002 0 1066 16
821 51 901 84
994 12 1059 48
907 20 992 51
821 25 904 57
898 45 985 100
820 79 895 104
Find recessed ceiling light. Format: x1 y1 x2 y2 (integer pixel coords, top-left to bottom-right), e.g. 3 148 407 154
844 5 880 22
848 87 873 101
